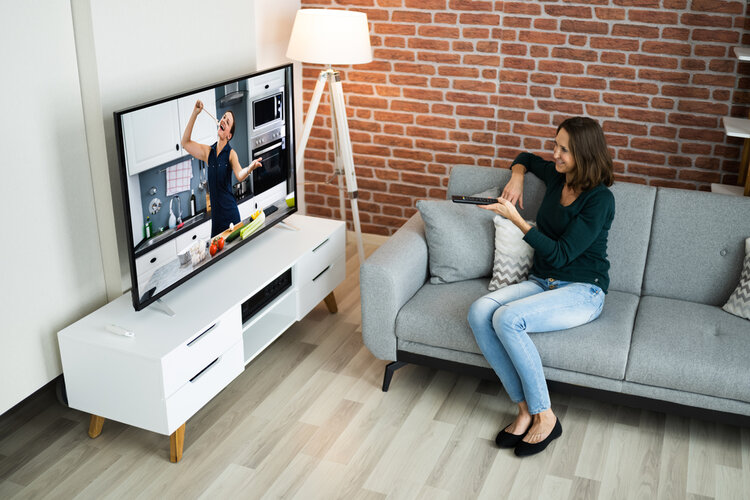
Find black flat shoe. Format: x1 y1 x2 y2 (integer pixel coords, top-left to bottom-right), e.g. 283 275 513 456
495 421 533 448
514 418 562 457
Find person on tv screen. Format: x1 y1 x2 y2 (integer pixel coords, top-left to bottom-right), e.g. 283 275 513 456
181 100 262 237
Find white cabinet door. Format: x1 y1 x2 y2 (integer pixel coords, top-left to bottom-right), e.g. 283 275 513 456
122 101 182 176
178 89 217 151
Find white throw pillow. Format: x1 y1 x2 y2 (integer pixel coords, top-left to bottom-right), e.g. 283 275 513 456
488 216 535 291
723 236 750 321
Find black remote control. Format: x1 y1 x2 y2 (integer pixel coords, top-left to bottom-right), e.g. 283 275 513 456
451 195 498 205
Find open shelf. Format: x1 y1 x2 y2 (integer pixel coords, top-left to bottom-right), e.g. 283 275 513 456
734 47 750 61
722 116 750 139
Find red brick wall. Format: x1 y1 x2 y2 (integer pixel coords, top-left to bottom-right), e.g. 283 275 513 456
299 0 750 235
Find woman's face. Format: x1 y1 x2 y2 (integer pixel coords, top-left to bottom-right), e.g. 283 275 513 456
553 127 575 175
218 112 234 140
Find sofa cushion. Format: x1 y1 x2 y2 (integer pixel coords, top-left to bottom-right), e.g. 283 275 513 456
488 215 535 291
416 188 499 284
395 280 638 380
606 182 655 295
626 296 750 404
642 188 750 305
723 236 750 321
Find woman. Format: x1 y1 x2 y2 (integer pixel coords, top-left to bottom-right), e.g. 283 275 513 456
468 116 615 457
181 100 262 237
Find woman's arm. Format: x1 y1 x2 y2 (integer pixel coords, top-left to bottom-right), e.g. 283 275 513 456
502 163 527 208
512 152 557 186
181 101 211 162
229 150 262 182
479 198 532 234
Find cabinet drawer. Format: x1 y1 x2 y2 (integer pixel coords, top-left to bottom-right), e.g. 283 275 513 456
296 227 345 284
135 239 177 279
174 221 211 253
165 341 243 434
161 307 242 398
297 254 346 319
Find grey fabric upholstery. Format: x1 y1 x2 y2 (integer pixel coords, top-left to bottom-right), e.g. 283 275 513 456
396 280 637 380
360 164 750 418
642 188 750 305
626 296 750 404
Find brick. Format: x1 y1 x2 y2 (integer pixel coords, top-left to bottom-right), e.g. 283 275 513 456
499 82 528 95
714 145 741 158
483 69 498 79
601 52 627 64
690 0 744 14
464 27 491 38
477 41 499 53
661 85 710 99
613 0 659 6
418 26 460 38
435 13 458 24
438 66 479 78
374 23 416 35
709 59 736 73
500 70 529 82
384 124 405 135
446 92 490 104
430 77 450 88
503 57 535 70
498 95 535 109
612 24 659 38
459 144 496 156
401 172 442 186
568 35 588 46
502 43 528 56
472 132 494 143
713 89 732 101
560 20 609 35
405 0 445 8
459 13 501 26
588 65 636 79
393 63 436 75
586 104 616 117
590 36 640 51
392 10 432 23
619 108 665 123
457 105 493 117
513 123 557 137
595 7 626 20
631 137 678 153
403 88 444 101
391 100 430 113
459 119 487 129
603 120 648 135
692 29 740 43
449 0 493 10
619 150 666 164
628 164 677 179
539 60 584 75
419 52 461 64
678 128 726 142
464 54 501 66
545 4 592 18
609 80 658 94
530 46 549 58
662 28 690 41
390 74 428 87
628 54 679 69
695 157 721 170
553 47 598 62
409 38 450 51
694 45 727 57
677 100 730 115
682 143 713 155
650 126 678 138
454 80 497 93
679 170 721 182
348 71 388 84
560 76 607 90
603 93 649 107
692 74 736 87
555 88 600 102
530 86 552 98
504 2 542 15
642 41 692 57
373 110 414 123
374 134 413 148
349 95 390 109
374 49 415 61
681 13 734 28
495 134 522 146
681 59 706 71
534 19 558 31
638 69 690 84
651 98 675 109
531 75 559 87
663 0 687 7
519 31 567 45
628 9 678 24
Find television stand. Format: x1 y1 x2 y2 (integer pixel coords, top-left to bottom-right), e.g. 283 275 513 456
153 297 176 317
58 214 345 462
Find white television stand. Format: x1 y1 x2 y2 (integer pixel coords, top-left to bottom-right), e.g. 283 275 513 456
58 214 345 462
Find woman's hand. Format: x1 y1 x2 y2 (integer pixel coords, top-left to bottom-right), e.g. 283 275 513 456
250 158 262 171
480 198 532 234
501 172 524 209
193 100 204 116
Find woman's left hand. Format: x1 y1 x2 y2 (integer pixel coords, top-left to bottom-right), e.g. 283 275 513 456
250 158 262 171
479 197 518 219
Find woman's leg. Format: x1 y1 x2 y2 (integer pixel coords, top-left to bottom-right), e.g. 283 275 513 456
492 282 604 442
467 280 544 420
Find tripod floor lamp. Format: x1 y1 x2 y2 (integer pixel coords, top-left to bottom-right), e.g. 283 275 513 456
286 8 373 264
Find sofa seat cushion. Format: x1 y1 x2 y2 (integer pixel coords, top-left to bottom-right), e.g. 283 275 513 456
626 296 750 404
395 280 639 380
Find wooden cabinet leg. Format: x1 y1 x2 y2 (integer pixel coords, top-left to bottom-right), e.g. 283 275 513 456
170 424 186 463
88 415 105 438
324 291 338 314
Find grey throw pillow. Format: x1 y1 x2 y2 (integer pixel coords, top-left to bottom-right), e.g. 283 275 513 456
723 237 750 321
417 188 500 284
488 216 535 291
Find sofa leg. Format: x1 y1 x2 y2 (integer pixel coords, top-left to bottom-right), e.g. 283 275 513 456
382 361 407 392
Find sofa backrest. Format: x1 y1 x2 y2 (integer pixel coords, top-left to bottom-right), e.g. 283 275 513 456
642 187 750 306
446 165 655 295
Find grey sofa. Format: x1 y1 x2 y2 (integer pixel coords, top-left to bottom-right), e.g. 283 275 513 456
361 165 750 425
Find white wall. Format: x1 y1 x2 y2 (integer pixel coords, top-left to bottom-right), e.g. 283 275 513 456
0 1 107 414
0 0 302 415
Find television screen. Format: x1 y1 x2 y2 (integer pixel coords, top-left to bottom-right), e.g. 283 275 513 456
114 64 296 311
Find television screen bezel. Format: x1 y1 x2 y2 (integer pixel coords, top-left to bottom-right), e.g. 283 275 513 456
113 63 297 312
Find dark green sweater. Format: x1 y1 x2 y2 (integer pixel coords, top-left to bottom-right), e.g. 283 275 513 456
513 152 615 293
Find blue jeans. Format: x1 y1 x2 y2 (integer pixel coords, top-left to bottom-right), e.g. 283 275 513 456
467 275 605 414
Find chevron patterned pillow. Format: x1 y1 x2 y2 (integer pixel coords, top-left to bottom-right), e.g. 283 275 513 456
723 237 750 321
488 216 535 291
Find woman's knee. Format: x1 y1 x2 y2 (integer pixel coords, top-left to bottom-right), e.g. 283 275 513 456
467 297 500 329
492 306 525 338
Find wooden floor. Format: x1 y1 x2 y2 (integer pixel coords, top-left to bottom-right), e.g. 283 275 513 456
1 234 749 500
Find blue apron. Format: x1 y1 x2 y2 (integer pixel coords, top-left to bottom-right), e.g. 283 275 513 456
207 142 240 237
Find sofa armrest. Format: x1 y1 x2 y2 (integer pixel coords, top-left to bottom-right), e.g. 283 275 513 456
360 213 429 361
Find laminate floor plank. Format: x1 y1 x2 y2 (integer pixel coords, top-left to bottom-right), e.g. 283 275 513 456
1 236 749 499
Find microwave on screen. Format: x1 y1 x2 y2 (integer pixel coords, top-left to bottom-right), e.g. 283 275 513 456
252 92 283 129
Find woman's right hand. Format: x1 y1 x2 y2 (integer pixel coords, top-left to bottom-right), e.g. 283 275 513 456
501 171 524 209
193 100 204 115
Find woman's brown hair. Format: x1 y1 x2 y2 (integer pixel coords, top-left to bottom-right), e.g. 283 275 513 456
227 110 236 139
557 116 614 191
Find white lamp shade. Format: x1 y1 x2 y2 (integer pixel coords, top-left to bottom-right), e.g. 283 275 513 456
286 9 372 66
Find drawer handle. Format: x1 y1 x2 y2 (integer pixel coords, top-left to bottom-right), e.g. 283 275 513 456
187 322 219 346
312 265 330 282
312 238 329 253
190 357 219 383
192 234 197 240
150 257 157 264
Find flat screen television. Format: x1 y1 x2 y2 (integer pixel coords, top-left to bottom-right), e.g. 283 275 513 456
114 64 296 311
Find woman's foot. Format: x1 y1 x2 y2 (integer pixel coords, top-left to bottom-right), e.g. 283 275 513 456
521 409 558 444
496 413 533 448
514 417 562 457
